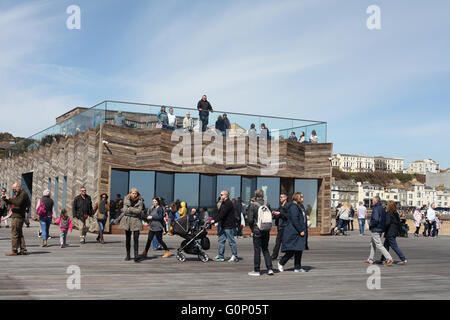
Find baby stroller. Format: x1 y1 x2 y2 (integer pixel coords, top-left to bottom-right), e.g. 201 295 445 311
172 215 211 262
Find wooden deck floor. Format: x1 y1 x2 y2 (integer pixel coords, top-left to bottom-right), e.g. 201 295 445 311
1 221 449 300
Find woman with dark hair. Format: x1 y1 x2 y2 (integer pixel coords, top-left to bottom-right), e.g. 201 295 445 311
36 189 56 247
93 193 110 244
380 201 407 264
119 188 144 262
298 131 305 143
309 130 318 143
140 197 172 259
278 192 309 273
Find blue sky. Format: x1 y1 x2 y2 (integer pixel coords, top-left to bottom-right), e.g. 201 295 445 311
1 0 449 168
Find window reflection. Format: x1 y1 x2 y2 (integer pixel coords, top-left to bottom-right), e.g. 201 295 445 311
295 179 318 228
174 173 199 208
155 172 174 205
200 175 217 208
257 177 280 209
111 169 129 202
242 177 257 205
130 171 155 206
217 175 241 200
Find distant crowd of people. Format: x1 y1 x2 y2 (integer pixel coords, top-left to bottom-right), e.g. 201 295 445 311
112 95 320 142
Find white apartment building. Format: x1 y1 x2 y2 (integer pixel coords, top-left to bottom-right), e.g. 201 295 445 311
407 159 440 174
332 153 403 173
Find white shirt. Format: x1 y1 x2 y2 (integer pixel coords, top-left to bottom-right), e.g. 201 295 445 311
426 208 436 222
168 113 176 126
357 205 367 219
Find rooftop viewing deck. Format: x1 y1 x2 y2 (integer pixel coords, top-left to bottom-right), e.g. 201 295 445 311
4 100 327 158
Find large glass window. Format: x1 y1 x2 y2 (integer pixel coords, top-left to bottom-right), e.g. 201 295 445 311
217 175 241 200
295 179 318 228
111 169 129 202
241 177 256 205
174 173 199 208
257 177 280 209
155 172 174 205
130 171 155 208
199 175 217 208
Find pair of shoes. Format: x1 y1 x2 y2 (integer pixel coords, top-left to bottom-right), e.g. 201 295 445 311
398 260 408 265
228 255 239 262
6 251 18 256
383 259 394 266
18 250 28 255
162 250 172 258
124 255 131 261
215 256 225 262
363 260 374 265
134 257 141 263
60 244 64 248
267 269 274 276
48 236 52 240
38 231 42 238
248 271 261 276
294 269 306 273
278 262 284 272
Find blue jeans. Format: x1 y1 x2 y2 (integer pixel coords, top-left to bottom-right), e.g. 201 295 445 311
39 217 52 240
382 237 406 261
98 220 105 234
337 219 347 232
358 219 365 235
152 235 160 249
218 227 238 258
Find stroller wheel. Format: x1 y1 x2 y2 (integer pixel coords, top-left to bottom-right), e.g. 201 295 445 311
176 252 186 262
198 253 209 263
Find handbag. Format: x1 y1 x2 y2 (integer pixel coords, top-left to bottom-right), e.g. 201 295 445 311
155 122 163 128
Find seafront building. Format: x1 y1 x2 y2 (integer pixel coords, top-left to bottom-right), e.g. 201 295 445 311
0 100 332 235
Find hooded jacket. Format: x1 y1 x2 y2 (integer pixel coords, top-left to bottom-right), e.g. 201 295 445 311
369 202 386 233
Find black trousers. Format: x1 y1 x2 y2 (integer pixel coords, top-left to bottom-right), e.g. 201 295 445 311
125 230 140 256
280 250 303 270
253 231 273 272
145 230 168 252
271 227 284 259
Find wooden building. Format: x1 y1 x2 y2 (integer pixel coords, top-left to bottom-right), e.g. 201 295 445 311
0 110 332 235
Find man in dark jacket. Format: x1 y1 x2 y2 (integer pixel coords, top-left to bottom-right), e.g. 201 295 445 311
364 196 393 266
72 186 94 244
233 198 244 238
211 190 238 262
197 95 214 132
2 182 29 256
247 189 274 276
271 193 289 260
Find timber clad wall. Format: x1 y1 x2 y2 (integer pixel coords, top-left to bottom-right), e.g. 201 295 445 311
0 123 333 235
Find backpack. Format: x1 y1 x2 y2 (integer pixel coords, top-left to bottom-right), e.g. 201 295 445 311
60 216 70 229
256 202 273 231
37 199 47 218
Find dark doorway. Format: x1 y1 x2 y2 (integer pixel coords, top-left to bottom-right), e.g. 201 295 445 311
21 172 33 199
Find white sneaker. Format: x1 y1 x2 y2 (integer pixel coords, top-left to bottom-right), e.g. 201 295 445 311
248 271 260 276
278 262 284 272
267 269 274 276
294 268 306 273
228 255 239 262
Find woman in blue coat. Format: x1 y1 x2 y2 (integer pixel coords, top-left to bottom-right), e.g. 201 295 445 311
278 192 309 273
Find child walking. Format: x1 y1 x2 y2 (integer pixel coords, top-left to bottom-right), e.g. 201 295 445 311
54 209 72 248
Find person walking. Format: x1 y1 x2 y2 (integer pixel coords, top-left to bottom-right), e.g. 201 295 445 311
247 189 274 276
54 208 73 248
197 95 214 132
211 190 238 262
357 201 368 236
278 192 309 273
335 202 350 235
0 188 9 228
36 189 56 247
364 196 394 266
421 205 428 236
93 193 110 244
140 197 172 259
426 203 437 237
72 187 94 244
380 201 407 264
1 182 30 256
413 206 422 237
233 198 243 239
349 205 355 231
119 188 144 262
271 193 289 260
